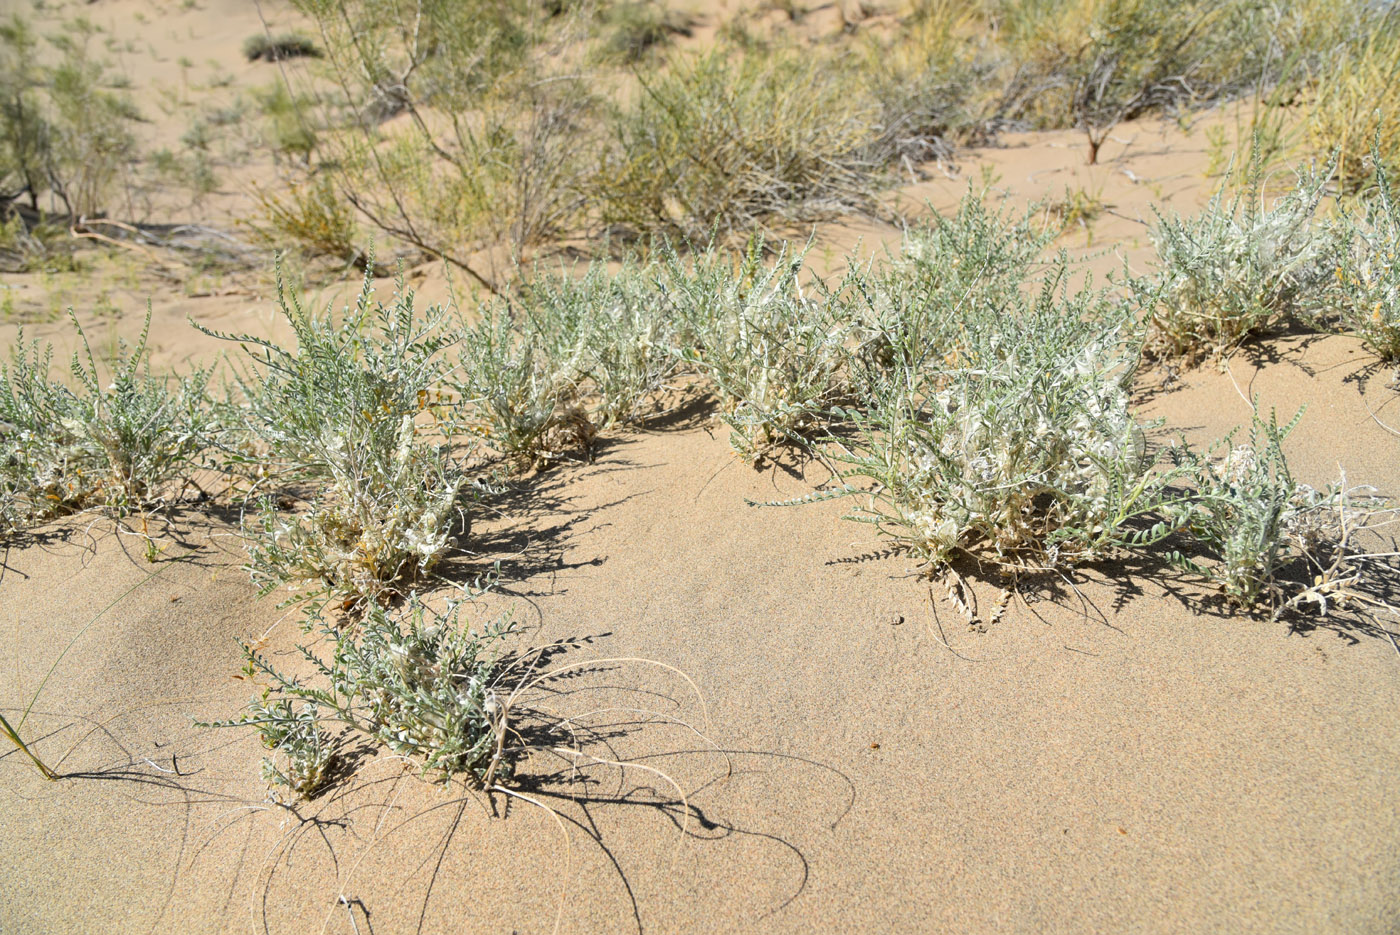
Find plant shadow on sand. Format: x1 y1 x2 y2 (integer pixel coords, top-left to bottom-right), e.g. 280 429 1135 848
907 525 1400 652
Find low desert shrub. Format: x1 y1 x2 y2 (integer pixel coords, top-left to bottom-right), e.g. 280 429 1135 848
0 15 141 220
516 257 680 429
845 192 1054 388
594 1 692 64
674 241 854 463
1144 156 1331 360
251 175 364 268
1304 5 1400 190
196 270 473 606
1165 408 1392 614
593 48 882 241
805 270 1180 569
1323 157 1400 361
207 597 517 795
0 310 213 532
454 298 595 470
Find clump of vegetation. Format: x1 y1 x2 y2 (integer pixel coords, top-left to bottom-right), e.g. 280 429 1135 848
847 192 1054 387
0 14 141 221
1323 156 1400 361
805 269 1179 569
242 32 322 63
252 175 365 269
0 309 213 533
593 48 882 242
207 597 518 796
995 0 1286 163
1166 408 1393 615
252 83 318 164
1144 156 1330 360
1303 5 1400 189
455 298 596 470
676 241 854 462
515 255 681 429
595 1 693 64
196 270 474 607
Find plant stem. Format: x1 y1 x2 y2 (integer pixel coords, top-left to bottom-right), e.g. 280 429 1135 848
0 711 57 780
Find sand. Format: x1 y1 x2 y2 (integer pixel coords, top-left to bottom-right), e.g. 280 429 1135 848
3 1 1400 931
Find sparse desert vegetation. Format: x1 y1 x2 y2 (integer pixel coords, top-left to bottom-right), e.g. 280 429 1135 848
2 0 1399 932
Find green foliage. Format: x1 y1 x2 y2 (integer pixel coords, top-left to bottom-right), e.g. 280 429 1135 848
515 256 681 429
1162 408 1389 614
252 175 362 267
594 1 692 64
0 309 213 533
593 48 882 242
821 263 1178 568
995 0 1292 161
194 269 473 606
1304 5 1400 189
675 241 854 462
455 297 595 470
1324 156 1400 361
292 0 533 118
1144 156 1331 360
0 14 141 219
210 597 517 791
253 83 318 163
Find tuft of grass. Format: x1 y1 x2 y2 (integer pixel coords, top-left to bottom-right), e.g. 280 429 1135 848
194 267 475 607
1304 7 1400 190
243 32 322 63
251 175 365 269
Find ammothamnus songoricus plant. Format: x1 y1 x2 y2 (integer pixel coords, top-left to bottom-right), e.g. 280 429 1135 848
0 308 213 532
518 257 681 429
676 240 855 463
1323 154 1400 361
195 268 472 606
204 597 518 796
1145 155 1332 360
844 192 1052 389
1165 408 1395 615
455 298 596 471
772 264 1188 571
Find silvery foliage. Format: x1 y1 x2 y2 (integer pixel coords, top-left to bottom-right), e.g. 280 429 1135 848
1145 156 1331 359
210 597 517 793
0 308 212 532
197 267 472 605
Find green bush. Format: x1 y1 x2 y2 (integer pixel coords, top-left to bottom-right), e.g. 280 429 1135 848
1323 156 1400 361
196 269 473 606
206 597 517 795
593 49 882 241
0 310 213 532
242 32 322 62
1144 157 1330 360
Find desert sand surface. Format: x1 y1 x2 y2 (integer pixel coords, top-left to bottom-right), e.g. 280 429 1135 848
3 0 1400 933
